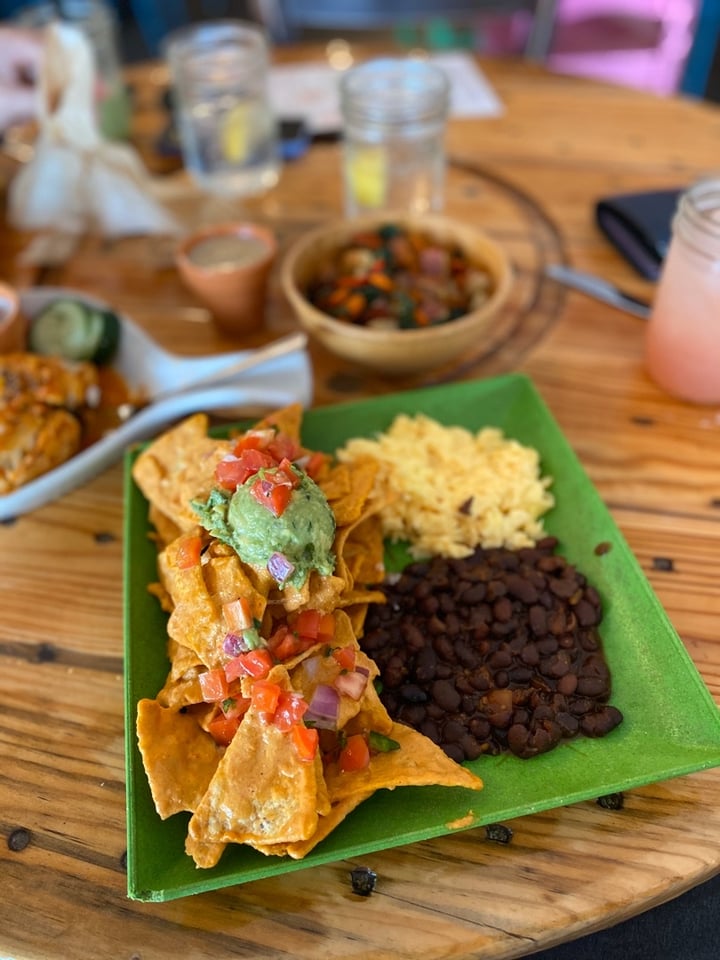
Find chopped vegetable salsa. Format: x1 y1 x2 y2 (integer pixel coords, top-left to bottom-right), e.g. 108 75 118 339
306 223 494 330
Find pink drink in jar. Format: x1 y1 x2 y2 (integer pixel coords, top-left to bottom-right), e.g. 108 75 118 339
646 179 720 405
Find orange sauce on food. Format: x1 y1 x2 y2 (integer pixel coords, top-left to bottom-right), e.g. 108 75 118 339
80 366 135 447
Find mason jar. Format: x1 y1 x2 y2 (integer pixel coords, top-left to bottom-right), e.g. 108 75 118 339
339 57 450 217
645 177 720 404
164 20 280 198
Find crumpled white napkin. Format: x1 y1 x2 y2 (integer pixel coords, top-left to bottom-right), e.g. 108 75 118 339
8 21 179 264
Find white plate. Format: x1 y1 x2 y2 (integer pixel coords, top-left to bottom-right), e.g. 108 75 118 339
0 288 313 520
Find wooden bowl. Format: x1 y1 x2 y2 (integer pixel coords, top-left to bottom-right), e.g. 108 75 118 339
280 213 513 376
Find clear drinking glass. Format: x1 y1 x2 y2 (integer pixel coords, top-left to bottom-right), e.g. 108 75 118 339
339 57 450 217
645 177 720 404
164 20 280 198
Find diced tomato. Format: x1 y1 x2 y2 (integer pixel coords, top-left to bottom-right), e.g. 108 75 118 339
221 695 251 720
224 647 274 682
291 723 319 762
176 534 203 569
222 597 253 633
207 713 242 746
277 458 301 486
266 433 302 462
273 692 309 733
215 449 277 490
303 451 328 480
338 733 371 773
232 429 275 455
267 625 300 661
294 609 335 643
250 469 296 517
198 668 230 703
331 644 356 671
251 679 282 716
267 624 320 662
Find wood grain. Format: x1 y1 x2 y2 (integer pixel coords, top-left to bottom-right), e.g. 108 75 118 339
2 49 720 960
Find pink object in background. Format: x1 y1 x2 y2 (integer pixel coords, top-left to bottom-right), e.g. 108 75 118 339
481 0 700 96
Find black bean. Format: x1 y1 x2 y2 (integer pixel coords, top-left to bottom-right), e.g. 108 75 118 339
415 646 437 682
432 679 462 712
505 572 539 604
462 582 486 604
360 540 621 762
400 684 427 703
557 673 578 696
576 676 609 698
493 596 513 622
399 703 425 725
420 718 441 742
442 742 466 763
443 719 466 742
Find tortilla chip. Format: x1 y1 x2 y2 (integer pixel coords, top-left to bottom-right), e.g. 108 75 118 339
324 722 484 802
255 792 373 860
326 455 379 526
156 672 203 709
318 462 352 502
188 666 321 848
159 536 269 669
148 503 183 550
136 699 223 819
253 402 304 442
132 414 232 531
340 513 386 586
185 834 227 869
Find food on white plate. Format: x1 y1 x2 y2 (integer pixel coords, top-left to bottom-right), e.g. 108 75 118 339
0 296 133 496
0 352 99 494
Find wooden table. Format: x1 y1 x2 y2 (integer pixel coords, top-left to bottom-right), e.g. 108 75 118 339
2 47 720 960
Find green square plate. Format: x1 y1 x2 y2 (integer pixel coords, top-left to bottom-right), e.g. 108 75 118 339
123 373 720 901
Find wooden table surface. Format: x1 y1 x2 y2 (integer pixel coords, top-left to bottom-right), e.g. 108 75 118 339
2 46 720 960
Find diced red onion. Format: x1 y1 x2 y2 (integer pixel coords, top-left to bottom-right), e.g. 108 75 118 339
223 632 248 657
305 683 340 729
334 669 368 701
267 551 295 584
355 665 370 678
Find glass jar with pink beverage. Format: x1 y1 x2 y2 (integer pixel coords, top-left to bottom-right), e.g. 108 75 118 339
646 178 720 404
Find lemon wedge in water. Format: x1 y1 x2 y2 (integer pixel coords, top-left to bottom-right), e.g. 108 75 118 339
348 145 388 209
221 103 252 163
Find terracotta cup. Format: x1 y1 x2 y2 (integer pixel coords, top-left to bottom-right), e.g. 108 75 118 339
175 222 277 336
0 281 24 353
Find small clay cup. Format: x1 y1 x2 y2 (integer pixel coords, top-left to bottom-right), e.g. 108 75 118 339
0 281 25 353
176 222 277 336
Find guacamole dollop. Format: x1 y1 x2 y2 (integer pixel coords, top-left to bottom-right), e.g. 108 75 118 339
192 469 335 589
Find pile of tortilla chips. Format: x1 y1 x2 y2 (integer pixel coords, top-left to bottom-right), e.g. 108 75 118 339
132 404 483 869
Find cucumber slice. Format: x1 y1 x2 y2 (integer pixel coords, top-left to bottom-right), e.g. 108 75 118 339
29 299 121 364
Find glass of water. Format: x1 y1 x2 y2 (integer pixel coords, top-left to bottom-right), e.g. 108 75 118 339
339 57 450 217
164 20 280 197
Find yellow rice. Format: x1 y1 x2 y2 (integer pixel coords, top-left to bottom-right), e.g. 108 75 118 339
337 413 554 559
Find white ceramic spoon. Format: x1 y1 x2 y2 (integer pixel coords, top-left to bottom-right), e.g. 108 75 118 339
0 288 313 520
